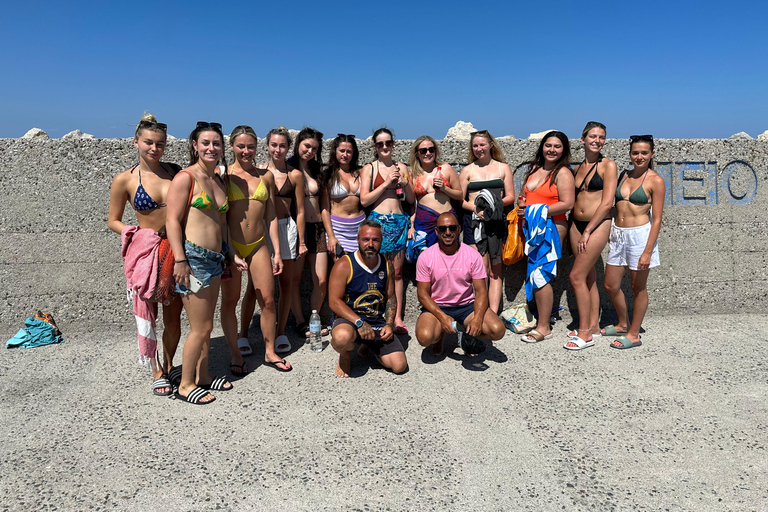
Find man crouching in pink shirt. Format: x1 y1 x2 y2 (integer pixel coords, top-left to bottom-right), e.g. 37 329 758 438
415 212 506 356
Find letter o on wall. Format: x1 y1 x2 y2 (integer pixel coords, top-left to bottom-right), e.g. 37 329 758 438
722 160 758 204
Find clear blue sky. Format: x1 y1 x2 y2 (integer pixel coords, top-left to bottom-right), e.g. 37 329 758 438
2 1 766 140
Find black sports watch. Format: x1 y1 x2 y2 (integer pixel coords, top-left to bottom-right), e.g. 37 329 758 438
354 318 364 328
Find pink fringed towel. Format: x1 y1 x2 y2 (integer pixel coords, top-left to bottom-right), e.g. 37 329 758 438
121 225 161 369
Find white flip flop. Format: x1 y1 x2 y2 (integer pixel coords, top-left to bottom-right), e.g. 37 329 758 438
564 336 595 351
237 337 253 356
275 335 292 354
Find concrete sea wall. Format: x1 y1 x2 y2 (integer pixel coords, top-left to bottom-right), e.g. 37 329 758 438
0 136 765 330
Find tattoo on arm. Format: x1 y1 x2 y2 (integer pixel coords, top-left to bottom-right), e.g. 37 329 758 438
384 293 396 326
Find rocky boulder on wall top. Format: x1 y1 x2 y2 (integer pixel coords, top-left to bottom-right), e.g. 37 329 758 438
729 131 752 140
445 121 476 140
22 128 49 139
62 130 95 140
528 130 558 140
757 130 768 141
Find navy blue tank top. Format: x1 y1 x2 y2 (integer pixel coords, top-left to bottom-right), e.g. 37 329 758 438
344 251 389 328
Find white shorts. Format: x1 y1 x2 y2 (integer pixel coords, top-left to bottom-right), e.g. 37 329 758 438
606 222 660 271
277 217 298 260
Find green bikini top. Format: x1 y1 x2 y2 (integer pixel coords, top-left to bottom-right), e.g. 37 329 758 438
615 170 650 205
187 172 229 213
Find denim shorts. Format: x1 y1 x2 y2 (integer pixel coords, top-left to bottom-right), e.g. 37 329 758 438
176 240 224 295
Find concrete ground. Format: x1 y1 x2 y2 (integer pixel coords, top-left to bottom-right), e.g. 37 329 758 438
1 312 766 512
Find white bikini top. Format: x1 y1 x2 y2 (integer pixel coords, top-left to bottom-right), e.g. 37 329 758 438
329 176 360 199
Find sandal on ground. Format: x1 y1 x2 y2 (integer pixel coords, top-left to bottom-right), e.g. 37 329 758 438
564 336 595 351
610 335 642 350
296 321 310 338
152 376 172 396
168 366 183 387
175 387 216 405
264 358 293 372
567 330 601 338
199 376 233 391
230 362 248 377
521 330 553 343
601 325 627 336
275 335 291 354
237 337 253 356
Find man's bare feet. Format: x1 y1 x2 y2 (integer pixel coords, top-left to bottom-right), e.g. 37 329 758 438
336 352 351 378
357 343 370 358
430 334 444 355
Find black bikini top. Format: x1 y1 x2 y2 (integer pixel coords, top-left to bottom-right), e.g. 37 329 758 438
575 154 604 194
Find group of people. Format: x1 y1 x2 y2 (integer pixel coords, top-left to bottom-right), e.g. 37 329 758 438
110 115 664 405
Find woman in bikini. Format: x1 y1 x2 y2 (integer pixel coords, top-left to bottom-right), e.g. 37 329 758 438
220 125 289 375
322 134 364 259
408 135 462 248
459 130 515 314
602 135 665 350
564 122 618 350
287 127 330 338
360 128 414 334
518 131 575 343
108 113 182 397
165 122 247 405
261 127 306 355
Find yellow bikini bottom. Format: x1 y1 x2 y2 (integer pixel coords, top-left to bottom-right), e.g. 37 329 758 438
231 235 264 259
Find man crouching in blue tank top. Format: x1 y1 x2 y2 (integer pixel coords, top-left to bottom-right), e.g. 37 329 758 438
328 220 408 378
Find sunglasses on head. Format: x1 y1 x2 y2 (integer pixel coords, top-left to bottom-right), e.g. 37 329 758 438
418 146 436 156
337 133 356 139
470 130 489 137
197 121 222 131
437 224 459 233
629 134 653 142
139 120 167 131
375 140 394 149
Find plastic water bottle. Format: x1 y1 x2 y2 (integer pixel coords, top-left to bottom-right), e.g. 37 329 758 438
309 310 323 352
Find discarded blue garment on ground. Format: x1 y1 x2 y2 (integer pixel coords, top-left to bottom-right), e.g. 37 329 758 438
522 204 561 301
6 318 65 348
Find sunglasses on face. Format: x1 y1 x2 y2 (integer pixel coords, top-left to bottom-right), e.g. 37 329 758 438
418 147 436 156
437 224 459 233
375 140 394 149
629 134 653 142
197 121 222 131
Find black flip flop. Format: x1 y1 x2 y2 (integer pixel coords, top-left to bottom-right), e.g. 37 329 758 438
168 366 183 387
152 376 172 396
264 358 293 372
175 387 216 405
199 376 233 391
230 363 248 376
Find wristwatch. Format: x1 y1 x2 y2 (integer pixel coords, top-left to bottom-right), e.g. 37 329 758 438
354 318 364 328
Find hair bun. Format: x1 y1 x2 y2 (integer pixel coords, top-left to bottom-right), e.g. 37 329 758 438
140 112 157 124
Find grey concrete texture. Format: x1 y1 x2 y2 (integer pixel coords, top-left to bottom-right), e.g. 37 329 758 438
0 136 766 330
1 313 766 511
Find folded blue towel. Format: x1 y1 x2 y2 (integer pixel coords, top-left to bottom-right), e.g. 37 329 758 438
6 318 65 348
523 204 561 301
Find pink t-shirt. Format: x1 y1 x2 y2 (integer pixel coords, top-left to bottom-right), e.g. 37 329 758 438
416 243 487 306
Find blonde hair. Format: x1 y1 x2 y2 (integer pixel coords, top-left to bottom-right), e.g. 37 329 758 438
133 112 167 141
266 126 292 149
467 130 506 164
230 125 258 145
408 135 445 177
